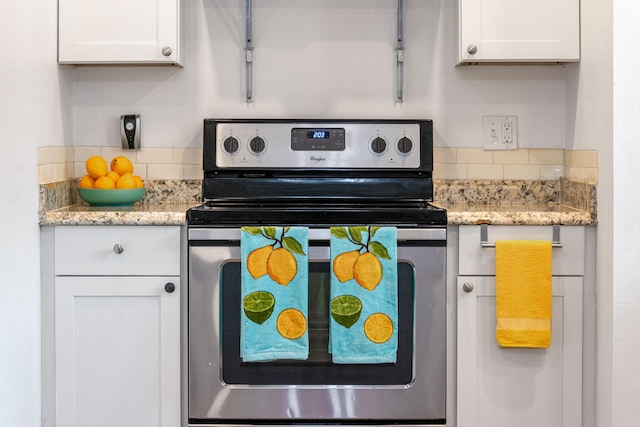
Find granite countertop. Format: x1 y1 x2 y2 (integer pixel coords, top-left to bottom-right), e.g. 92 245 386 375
39 179 597 227
42 203 197 226
438 202 593 225
41 202 593 226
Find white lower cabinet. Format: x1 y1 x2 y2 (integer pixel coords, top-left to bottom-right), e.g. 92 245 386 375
456 225 585 427
51 226 181 427
457 276 583 427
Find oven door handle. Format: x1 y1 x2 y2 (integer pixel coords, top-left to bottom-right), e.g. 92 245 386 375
188 227 446 242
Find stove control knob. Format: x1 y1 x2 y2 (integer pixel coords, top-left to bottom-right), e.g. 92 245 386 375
223 136 240 154
249 136 266 154
397 136 413 154
371 137 387 154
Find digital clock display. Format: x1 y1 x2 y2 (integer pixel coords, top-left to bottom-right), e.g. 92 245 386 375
307 131 330 139
291 127 345 151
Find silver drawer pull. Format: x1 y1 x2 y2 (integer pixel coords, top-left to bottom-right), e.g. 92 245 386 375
480 224 563 248
113 243 124 254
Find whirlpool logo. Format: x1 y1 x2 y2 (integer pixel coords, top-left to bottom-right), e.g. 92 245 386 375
310 156 326 163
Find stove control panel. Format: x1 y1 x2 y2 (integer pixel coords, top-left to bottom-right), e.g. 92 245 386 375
215 121 423 169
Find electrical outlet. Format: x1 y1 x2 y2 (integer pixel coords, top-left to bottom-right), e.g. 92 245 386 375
482 116 518 150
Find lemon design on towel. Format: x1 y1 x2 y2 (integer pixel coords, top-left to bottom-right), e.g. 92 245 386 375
244 227 306 286
331 226 391 291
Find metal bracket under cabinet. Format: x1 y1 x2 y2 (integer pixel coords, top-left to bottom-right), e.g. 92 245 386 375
242 0 406 103
245 0 253 103
480 224 563 248
396 0 405 103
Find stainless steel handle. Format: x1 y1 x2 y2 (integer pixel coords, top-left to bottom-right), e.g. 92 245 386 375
161 46 173 56
462 282 474 293
467 44 478 55
113 243 124 254
480 224 563 248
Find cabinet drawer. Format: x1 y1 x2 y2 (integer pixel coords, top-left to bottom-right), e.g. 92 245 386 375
55 226 180 276
458 225 585 276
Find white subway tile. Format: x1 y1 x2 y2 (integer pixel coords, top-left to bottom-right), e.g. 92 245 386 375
493 150 530 165
434 147 457 164
504 164 540 180
74 146 99 162
38 164 53 183
184 164 204 180
136 148 173 164
529 149 564 165
174 148 202 165
457 148 493 164
468 164 504 180
74 162 86 178
147 163 183 180
540 165 564 180
434 163 467 180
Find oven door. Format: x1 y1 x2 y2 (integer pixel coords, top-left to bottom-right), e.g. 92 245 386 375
188 228 446 426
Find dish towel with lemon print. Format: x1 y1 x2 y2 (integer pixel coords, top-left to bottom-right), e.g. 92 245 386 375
495 240 552 348
241 226 309 362
329 226 398 364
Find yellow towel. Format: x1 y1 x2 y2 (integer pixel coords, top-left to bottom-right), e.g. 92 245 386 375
495 240 552 348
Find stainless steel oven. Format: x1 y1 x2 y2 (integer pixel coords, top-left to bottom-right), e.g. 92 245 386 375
187 119 447 426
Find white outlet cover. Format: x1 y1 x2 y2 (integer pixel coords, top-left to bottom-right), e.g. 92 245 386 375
482 116 518 150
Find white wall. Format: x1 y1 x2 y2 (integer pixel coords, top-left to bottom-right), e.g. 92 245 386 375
71 0 570 150
612 1 640 425
0 1 71 426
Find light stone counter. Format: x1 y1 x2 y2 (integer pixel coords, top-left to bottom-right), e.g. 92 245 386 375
42 203 196 226
39 179 597 227
441 203 593 226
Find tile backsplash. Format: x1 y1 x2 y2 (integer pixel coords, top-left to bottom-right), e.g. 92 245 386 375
434 148 597 184
38 146 203 184
38 146 599 185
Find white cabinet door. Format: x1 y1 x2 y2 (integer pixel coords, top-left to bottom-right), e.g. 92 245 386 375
457 0 580 63
457 276 582 427
58 0 181 65
55 276 181 427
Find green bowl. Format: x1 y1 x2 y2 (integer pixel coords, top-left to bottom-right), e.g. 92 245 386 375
78 188 146 207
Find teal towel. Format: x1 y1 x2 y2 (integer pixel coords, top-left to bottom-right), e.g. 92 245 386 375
329 226 398 364
241 226 309 362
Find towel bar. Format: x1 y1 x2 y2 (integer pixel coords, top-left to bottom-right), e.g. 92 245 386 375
480 224 563 248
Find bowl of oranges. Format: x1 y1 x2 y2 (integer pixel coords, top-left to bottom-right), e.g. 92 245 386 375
78 155 145 206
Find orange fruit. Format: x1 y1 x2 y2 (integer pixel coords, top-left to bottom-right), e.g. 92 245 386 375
133 175 144 188
332 250 360 283
115 172 137 189
353 252 383 291
110 156 134 176
267 248 298 286
363 312 393 344
79 175 95 189
94 175 116 189
276 308 307 340
107 171 120 183
85 155 108 179
246 245 274 279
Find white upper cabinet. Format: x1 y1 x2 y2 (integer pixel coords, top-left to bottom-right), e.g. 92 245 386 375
58 0 182 65
456 0 580 64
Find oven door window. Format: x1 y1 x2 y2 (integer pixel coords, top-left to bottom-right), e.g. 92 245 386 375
220 262 414 386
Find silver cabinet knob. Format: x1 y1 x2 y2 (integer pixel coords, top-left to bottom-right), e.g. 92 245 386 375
462 282 474 293
113 243 124 254
161 46 173 57
467 44 478 55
